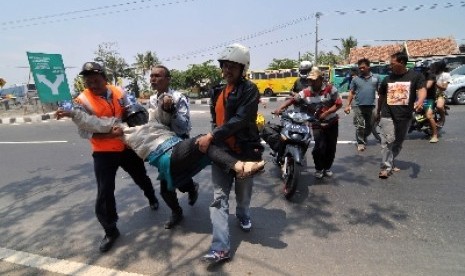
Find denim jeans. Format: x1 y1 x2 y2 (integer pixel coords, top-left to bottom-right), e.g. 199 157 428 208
209 163 253 252
379 117 411 172
352 105 375 145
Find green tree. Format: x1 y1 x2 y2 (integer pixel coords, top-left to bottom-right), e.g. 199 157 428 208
334 36 358 63
133 51 159 77
184 60 222 90
317 51 343 66
73 75 85 94
0 77 6 88
300 52 315 63
170 69 187 91
267 58 299 70
94 42 129 85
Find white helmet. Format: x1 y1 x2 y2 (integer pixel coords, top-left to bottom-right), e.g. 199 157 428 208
299 60 313 78
218 43 250 76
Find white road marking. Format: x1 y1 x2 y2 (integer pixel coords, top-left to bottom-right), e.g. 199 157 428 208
0 247 145 276
260 140 357 145
0 141 68 144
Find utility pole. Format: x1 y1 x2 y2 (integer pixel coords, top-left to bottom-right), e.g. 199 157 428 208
315 12 322 65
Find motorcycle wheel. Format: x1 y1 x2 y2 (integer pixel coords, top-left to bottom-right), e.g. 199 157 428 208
283 156 300 200
435 110 446 128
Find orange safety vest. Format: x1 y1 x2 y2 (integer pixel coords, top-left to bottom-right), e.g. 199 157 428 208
75 85 126 152
214 84 240 153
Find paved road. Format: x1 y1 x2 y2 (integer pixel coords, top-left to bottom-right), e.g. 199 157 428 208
1 102 464 275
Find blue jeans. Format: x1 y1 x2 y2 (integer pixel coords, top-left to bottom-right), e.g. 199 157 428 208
379 117 411 172
209 163 253 252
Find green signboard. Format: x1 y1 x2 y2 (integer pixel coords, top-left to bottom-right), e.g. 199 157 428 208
27 52 71 103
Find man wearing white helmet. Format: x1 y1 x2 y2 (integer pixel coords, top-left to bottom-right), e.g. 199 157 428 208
196 43 264 264
290 60 313 93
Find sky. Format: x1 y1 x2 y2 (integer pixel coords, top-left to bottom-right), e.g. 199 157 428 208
1 0 464 88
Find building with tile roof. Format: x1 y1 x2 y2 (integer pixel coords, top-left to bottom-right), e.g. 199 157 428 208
348 37 460 64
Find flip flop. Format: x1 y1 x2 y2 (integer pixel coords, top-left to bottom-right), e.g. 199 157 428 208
379 170 391 179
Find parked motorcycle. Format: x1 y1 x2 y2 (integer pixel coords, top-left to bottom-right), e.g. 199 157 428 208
261 109 318 199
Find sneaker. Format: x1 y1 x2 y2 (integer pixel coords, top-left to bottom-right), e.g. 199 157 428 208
429 136 439 143
323 170 333 177
357 144 365 151
201 250 230 264
314 170 324 179
238 217 252 232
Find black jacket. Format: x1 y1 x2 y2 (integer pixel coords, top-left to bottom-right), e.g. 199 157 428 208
209 78 263 161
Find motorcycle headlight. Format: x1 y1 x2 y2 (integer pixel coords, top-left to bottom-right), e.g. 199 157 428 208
290 133 304 140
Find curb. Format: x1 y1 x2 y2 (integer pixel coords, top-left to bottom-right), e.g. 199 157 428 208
0 112 53 125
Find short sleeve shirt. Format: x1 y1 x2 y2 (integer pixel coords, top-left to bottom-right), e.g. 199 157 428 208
379 70 425 120
294 84 342 126
349 73 379 106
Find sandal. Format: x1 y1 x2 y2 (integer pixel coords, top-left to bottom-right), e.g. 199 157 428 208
378 170 391 179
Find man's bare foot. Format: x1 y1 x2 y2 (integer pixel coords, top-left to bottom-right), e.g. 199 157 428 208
233 161 246 178
242 161 265 178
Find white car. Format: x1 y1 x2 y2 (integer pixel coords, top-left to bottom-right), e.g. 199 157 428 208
445 65 465 105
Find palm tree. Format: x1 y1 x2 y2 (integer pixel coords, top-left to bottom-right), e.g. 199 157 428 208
0 77 6 88
335 36 358 63
133 51 159 76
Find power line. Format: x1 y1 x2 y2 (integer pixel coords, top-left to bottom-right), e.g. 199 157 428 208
1 0 151 26
161 32 314 62
164 15 314 61
0 0 198 31
161 1 465 62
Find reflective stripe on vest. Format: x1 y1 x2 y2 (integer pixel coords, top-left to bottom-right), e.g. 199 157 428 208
77 85 126 152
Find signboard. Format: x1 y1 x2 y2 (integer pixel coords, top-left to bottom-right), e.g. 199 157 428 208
27 52 71 103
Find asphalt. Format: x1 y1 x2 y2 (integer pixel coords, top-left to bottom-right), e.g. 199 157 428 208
0 96 291 125
0 94 352 125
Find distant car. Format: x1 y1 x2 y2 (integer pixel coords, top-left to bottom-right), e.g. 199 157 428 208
445 65 465 105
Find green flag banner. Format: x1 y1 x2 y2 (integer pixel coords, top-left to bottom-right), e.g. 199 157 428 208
27 52 72 103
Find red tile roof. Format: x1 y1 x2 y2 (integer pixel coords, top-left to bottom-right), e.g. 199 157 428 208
349 44 403 64
406 37 459 58
348 37 459 64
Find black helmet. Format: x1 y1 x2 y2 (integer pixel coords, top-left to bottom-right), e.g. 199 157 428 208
79 62 107 77
123 103 149 127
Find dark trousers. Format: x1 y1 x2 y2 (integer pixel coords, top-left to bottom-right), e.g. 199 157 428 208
159 136 237 213
312 123 339 171
171 136 237 180
92 148 155 235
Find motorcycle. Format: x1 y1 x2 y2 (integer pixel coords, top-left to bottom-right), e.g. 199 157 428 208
261 109 318 200
371 105 448 142
408 105 448 136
